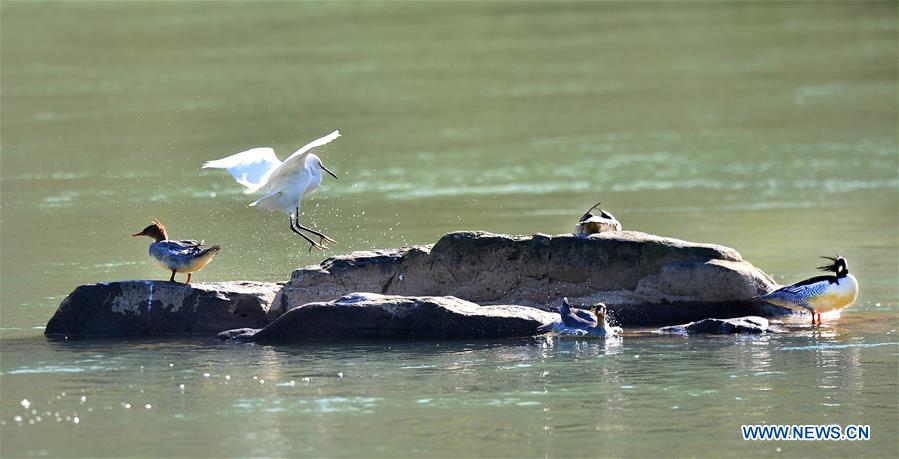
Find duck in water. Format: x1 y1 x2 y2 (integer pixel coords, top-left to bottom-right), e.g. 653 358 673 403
540 298 618 336
131 219 221 284
575 202 621 235
758 256 859 324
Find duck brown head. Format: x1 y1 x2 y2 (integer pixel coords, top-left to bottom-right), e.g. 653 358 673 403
131 219 169 242
592 303 607 324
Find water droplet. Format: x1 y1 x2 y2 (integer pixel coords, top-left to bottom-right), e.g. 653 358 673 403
13 416 23 422
259 379 265 384
301 377 310 382
203 373 210 378
80 396 87 403
178 384 185 391
337 372 344 378
20 399 31 409
145 404 152 410
169 363 174 367
123 403 131 409
225 375 231 381
73 416 80 424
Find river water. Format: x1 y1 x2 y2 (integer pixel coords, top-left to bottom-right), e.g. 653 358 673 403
1 2 896 457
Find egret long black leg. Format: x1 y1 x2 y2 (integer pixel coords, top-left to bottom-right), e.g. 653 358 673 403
295 222 338 246
289 216 323 250
293 205 337 246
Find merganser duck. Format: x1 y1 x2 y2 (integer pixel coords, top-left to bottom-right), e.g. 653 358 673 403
575 202 621 235
559 297 603 329
202 130 341 251
539 298 618 336
131 219 221 284
758 256 859 324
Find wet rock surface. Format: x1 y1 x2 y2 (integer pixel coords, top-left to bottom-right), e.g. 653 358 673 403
219 293 558 342
274 231 784 325
658 316 770 334
45 281 280 337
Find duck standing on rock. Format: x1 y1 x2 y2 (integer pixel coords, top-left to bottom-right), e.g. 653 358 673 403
575 202 621 235
131 219 221 284
758 256 859 324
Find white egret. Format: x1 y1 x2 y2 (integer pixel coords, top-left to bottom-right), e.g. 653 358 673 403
203 130 342 250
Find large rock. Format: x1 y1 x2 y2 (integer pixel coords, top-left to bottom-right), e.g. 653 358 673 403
658 316 770 334
45 281 281 337
220 293 558 342
273 231 784 326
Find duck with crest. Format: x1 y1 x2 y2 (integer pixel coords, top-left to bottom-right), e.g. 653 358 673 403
758 255 859 324
575 201 621 235
131 219 221 284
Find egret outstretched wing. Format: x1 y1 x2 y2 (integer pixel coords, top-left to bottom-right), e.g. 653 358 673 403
202 147 282 194
282 130 341 164
265 130 341 191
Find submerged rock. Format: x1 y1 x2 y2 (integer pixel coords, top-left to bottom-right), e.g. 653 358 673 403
45 281 280 337
658 316 769 334
219 292 557 342
273 231 783 325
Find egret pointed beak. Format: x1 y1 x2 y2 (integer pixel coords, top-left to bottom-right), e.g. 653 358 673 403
131 232 143 237
321 163 339 180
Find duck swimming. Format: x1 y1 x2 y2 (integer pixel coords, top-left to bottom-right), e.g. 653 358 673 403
559 297 603 329
539 298 618 336
131 219 221 284
758 256 859 324
575 202 621 235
